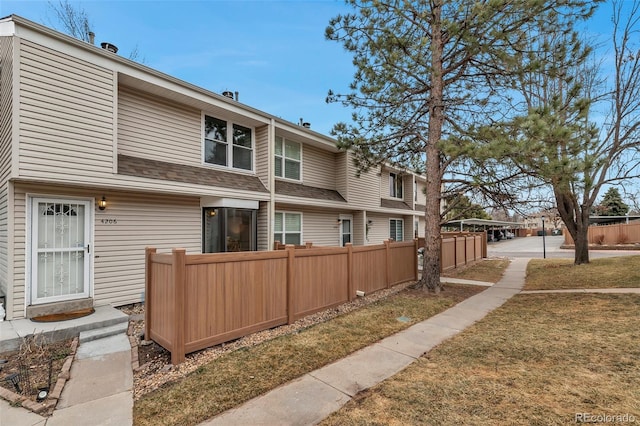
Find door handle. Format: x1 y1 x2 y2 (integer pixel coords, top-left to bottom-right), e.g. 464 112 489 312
86 244 90 254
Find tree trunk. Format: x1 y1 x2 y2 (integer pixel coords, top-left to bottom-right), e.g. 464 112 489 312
573 206 590 264
418 0 444 293
554 189 590 265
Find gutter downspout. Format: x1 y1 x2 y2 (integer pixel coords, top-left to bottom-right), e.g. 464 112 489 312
268 118 275 250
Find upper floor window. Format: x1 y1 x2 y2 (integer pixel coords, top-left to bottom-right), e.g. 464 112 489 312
390 172 403 199
204 115 253 171
275 136 301 180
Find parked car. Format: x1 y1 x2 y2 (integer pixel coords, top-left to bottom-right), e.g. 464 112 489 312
505 231 514 239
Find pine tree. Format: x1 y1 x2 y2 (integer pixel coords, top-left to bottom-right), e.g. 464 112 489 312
598 188 629 216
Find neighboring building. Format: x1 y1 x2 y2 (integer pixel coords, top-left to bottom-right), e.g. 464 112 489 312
0 15 428 320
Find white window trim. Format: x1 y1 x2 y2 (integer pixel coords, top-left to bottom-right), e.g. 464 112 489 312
202 113 256 173
274 136 303 182
389 218 404 242
389 172 403 199
274 211 303 245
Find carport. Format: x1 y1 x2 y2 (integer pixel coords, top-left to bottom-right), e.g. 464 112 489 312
444 218 526 241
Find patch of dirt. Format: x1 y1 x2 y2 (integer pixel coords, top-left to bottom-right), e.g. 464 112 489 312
123 282 485 400
0 335 76 415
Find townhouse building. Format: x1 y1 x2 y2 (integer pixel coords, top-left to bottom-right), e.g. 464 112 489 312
0 15 429 320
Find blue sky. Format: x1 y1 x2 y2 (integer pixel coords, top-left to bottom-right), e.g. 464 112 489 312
0 1 625 137
2 0 356 135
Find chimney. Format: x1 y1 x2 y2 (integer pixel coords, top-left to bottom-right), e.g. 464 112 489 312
88 32 95 45
100 42 118 53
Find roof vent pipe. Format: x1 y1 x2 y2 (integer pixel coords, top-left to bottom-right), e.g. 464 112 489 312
234 91 239 101
100 42 118 53
88 32 95 45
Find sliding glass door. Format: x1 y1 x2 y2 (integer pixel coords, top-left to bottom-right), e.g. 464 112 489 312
203 207 257 253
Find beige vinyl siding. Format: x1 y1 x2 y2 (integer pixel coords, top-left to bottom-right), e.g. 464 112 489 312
0 37 13 299
117 87 201 165
11 189 26 319
404 177 414 208
347 153 379 209
255 125 269 187
417 216 426 239
364 212 391 245
416 180 427 206
93 192 200 307
18 39 114 181
257 201 269 251
403 215 415 241
335 151 348 200
353 210 365 246
301 209 341 246
380 169 391 199
302 145 336 190
10 184 201 318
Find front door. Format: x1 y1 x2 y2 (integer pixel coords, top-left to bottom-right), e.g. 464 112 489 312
31 198 91 304
340 216 353 247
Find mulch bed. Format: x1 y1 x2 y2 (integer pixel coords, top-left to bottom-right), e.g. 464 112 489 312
0 336 78 416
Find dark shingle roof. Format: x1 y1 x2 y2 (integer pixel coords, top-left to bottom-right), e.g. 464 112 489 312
275 180 346 202
117 154 269 193
381 199 412 210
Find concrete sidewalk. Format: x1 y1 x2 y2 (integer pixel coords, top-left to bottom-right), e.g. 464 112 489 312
202 258 529 426
0 310 133 426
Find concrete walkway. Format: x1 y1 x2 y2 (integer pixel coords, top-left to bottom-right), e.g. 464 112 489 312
0 307 132 426
202 258 529 426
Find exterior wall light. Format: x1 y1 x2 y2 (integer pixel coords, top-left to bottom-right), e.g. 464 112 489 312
98 196 107 211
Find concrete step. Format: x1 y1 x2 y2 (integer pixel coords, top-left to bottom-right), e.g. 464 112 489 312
0 306 129 353
79 321 129 344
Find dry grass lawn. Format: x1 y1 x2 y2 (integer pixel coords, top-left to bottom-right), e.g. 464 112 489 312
525 256 640 290
133 285 484 426
441 258 511 283
322 294 640 425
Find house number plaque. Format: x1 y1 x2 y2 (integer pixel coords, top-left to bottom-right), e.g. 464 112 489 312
101 218 118 224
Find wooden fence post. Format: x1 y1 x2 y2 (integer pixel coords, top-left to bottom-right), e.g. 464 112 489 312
346 243 354 300
414 239 419 281
385 239 391 288
172 248 186 365
286 245 296 324
144 247 156 346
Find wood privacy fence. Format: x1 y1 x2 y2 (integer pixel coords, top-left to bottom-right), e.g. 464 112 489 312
564 222 640 246
145 240 418 364
417 232 486 271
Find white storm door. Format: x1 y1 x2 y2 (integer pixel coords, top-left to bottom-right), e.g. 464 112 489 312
340 216 353 247
31 198 91 304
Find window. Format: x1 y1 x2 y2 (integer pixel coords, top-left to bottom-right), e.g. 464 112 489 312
274 212 302 245
390 173 403 199
275 136 301 180
202 208 257 253
390 219 404 241
204 115 253 171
